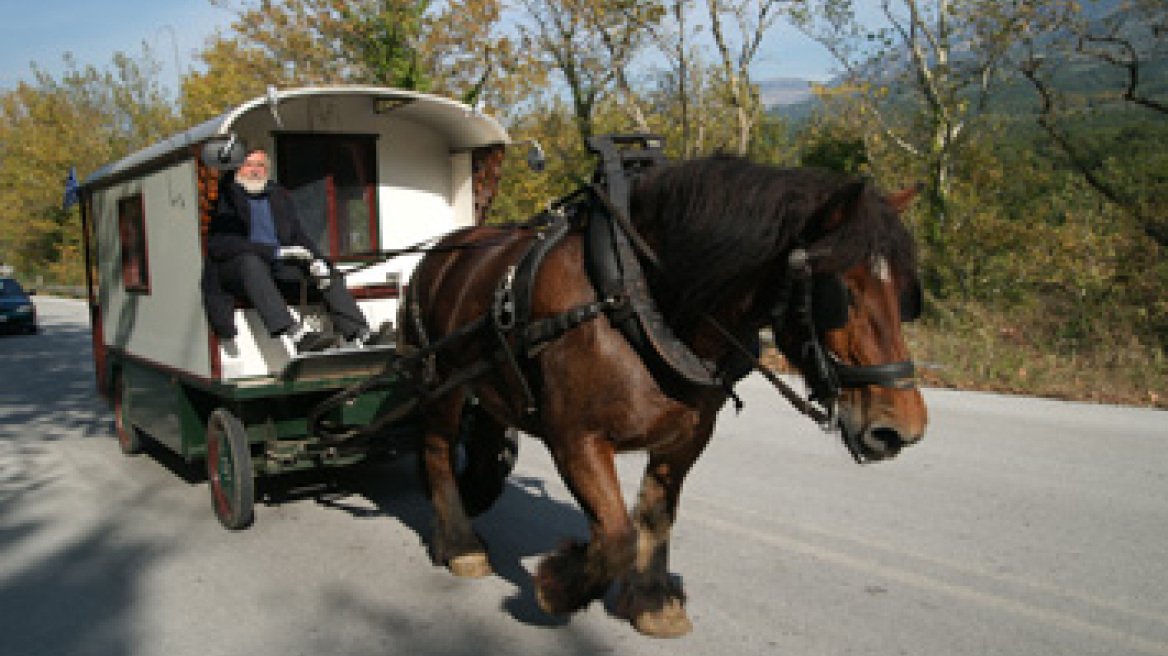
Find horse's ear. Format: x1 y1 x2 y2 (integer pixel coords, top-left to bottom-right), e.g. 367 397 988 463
821 179 868 231
888 182 925 213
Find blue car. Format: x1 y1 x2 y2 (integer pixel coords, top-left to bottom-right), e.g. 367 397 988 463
0 277 37 334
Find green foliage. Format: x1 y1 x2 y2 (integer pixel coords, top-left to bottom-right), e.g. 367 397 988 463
488 100 599 224
0 48 181 283
1 0 1164 405
796 120 868 174
338 1 432 90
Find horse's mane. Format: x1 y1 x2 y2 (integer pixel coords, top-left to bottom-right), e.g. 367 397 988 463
628 155 918 328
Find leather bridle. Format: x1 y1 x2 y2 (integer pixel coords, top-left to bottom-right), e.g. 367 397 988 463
774 246 919 429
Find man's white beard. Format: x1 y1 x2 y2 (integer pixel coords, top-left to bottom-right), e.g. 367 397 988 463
239 176 268 195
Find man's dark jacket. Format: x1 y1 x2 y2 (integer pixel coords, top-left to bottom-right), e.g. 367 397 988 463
201 178 324 338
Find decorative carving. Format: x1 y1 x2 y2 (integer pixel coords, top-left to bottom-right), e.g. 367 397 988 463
196 159 221 249
471 144 506 225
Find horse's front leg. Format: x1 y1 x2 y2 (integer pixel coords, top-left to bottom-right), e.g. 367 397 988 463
420 392 491 577
534 432 636 615
616 418 716 638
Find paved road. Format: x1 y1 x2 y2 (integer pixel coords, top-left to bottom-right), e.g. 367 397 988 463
2 297 1166 656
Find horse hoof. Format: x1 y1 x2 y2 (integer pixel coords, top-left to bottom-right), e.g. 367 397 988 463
632 598 693 638
448 552 492 578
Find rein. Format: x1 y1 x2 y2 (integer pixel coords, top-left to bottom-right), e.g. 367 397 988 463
306 215 624 442
326 231 528 276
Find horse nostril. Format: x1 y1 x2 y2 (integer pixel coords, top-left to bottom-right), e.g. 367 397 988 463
869 426 904 452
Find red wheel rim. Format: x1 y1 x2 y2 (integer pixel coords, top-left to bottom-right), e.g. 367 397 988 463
207 419 233 519
114 380 130 450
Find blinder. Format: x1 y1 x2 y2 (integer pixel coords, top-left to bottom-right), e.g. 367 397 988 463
810 274 923 332
900 277 923 323
811 275 851 332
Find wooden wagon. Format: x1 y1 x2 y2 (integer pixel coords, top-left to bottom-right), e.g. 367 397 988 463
77 86 522 528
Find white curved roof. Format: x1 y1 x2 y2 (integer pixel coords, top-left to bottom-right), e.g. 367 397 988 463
82 86 510 189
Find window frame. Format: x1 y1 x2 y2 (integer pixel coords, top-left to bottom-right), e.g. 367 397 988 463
117 194 151 294
274 133 380 261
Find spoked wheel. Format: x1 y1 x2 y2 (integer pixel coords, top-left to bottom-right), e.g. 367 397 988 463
206 408 255 530
113 374 144 455
456 402 520 517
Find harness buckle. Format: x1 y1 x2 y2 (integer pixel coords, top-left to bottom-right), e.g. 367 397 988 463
819 399 839 433
493 265 518 331
788 248 812 274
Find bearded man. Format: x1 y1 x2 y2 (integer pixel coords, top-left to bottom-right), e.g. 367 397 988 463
202 147 371 353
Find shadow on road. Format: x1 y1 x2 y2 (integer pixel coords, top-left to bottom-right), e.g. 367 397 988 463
0 302 644 652
0 487 173 656
1 316 174 656
284 455 631 630
0 322 109 441
237 459 642 649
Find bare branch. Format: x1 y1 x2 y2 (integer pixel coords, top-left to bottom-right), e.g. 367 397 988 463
1078 33 1168 115
1020 61 1168 248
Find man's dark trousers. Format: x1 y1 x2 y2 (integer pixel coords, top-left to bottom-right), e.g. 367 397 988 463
215 253 367 338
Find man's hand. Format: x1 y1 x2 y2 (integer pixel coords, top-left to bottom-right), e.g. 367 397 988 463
278 246 313 261
310 260 331 289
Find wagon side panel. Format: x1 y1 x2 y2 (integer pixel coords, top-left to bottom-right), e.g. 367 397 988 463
94 159 213 380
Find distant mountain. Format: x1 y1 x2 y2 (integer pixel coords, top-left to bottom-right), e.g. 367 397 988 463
757 78 816 108
763 0 1163 123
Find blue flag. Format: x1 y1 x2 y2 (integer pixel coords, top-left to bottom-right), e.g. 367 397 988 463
63 167 80 210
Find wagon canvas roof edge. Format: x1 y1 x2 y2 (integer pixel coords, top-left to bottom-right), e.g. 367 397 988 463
80 85 511 190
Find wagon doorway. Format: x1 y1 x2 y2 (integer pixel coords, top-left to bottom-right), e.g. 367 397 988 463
275 134 379 259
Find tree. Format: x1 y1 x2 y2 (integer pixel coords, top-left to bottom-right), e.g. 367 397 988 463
793 0 1079 287
181 35 281 123
624 0 708 156
188 0 518 122
705 0 794 155
1016 0 1168 249
340 1 433 90
798 119 869 174
420 0 531 116
0 49 181 282
513 0 657 145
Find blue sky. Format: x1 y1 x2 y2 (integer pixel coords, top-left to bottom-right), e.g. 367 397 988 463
0 0 839 95
0 0 233 92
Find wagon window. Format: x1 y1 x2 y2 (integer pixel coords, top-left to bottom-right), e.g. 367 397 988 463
118 194 150 293
276 134 378 259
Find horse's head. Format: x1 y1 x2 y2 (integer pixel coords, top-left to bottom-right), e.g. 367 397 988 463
625 158 927 462
775 181 927 463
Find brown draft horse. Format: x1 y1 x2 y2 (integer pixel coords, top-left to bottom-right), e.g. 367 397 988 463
399 156 928 637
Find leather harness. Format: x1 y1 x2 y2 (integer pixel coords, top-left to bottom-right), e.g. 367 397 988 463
308 134 918 447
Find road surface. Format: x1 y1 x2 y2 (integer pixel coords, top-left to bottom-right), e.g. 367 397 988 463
1 296 1166 655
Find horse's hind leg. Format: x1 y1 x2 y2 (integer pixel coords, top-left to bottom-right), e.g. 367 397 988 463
534 432 635 615
616 423 715 638
420 391 491 577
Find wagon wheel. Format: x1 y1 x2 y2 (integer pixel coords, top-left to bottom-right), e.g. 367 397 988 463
113 373 144 455
206 408 255 530
456 402 520 517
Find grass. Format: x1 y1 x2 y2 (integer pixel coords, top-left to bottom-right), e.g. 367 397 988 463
763 303 1167 410
904 308 1167 410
